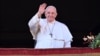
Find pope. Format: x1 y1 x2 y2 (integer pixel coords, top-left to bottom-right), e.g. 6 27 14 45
28 3 73 49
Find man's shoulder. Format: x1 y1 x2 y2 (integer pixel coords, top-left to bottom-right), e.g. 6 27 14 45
56 21 69 30
56 21 67 26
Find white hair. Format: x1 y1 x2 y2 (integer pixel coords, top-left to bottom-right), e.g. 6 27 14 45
45 5 57 12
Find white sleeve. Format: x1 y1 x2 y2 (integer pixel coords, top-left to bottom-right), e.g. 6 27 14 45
62 24 73 47
28 13 40 40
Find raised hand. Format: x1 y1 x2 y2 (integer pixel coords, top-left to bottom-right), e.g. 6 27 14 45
38 3 47 17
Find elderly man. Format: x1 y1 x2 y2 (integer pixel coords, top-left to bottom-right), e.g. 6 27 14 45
28 3 73 49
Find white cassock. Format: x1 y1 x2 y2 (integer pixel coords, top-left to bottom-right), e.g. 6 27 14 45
28 13 73 49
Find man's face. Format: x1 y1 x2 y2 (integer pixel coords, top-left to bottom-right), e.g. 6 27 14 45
45 6 57 22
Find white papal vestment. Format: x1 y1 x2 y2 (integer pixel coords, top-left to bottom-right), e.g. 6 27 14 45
28 13 73 49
